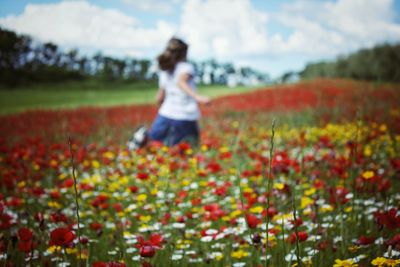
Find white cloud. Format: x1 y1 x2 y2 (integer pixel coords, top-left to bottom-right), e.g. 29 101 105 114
276 0 400 56
0 0 176 57
178 0 270 59
123 0 182 15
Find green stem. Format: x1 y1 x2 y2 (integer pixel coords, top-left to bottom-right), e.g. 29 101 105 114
292 189 301 267
265 118 276 267
68 137 82 263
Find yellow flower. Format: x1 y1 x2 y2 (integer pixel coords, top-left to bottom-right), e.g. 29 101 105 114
371 257 400 267
137 194 147 202
66 247 77 254
230 210 242 218
232 121 239 128
301 196 314 209
92 160 100 169
231 249 249 259
48 201 62 209
333 259 358 267
47 245 62 254
304 187 316 196
214 252 223 261
32 163 40 171
139 215 151 223
151 188 158 196
249 206 263 214
274 183 285 190
379 124 387 132
219 146 229 153
181 179 190 186
362 170 374 180
364 146 372 157
199 181 208 187
50 159 58 167
320 204 333 213
344 206 352 212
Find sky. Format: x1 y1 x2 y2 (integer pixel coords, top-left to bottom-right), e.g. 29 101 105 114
1 0 400 78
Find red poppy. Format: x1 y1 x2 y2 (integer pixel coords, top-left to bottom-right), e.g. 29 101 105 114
18 227 33 242
140 245 155 258
328 186 350 206
374 208 400 230
385 233 400 249
49 227 75 247
290 217 303 227
50 191 61 199
137 172 149 180
90 222 103 231
148 233 164 248
356 235 375 246
18 240 34 253
245 214 261 229
289 231 308 243
206 161 222 173
17 227 35 253
136 233 164 258
129 186 138 193
0 213 13 230
112 203 123 213
50 212 69 223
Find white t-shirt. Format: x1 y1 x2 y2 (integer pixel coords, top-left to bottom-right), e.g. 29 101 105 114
158 62 200 121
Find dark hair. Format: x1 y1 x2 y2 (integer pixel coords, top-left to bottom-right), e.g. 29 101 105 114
157 37 188 72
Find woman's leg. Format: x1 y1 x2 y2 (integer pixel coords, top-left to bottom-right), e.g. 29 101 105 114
148 115 171 142
169 119 199 146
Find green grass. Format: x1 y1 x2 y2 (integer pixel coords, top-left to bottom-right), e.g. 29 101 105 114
0 80 263 115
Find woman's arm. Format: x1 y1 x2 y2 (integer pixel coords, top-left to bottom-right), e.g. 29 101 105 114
156 88 166 107
178 74 211 104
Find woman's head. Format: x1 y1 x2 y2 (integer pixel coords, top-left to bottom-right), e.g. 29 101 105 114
157 37 188 72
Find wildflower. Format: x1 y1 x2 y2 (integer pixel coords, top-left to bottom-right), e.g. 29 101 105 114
374 208 400 230
249 206 263 214
274 183 285 190
245 214 261 228
356 235 375 246
49 227 75 247
137 194 147 202
301 196 314 209
136 233 164 258
140 245 155 258
362 171 375 180
137 172 149 180
289 231 308 243
333 259 358 267
17 227 35 253
231 249 249 259
371 257 400 267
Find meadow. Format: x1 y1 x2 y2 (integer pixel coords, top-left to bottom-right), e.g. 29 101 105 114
0 79 400 267
0 80 256 115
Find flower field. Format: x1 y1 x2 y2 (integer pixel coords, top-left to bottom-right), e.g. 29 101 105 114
1 79 400 267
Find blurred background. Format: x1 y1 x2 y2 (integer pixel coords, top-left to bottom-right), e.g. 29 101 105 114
0 0 399 114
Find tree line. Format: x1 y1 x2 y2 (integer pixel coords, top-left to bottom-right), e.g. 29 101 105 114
0 27 269 88
299 43 400 82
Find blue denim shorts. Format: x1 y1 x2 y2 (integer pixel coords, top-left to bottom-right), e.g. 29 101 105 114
148 114 199 146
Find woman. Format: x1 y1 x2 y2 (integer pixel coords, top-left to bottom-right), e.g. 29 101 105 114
129 37 210 149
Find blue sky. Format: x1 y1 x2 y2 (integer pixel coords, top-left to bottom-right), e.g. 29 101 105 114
1 0 400 78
